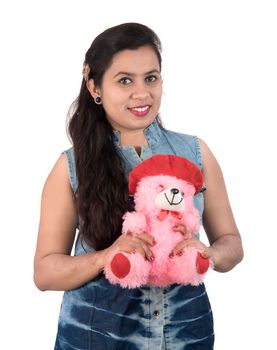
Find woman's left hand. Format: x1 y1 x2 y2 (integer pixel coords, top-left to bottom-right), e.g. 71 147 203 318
169 224 218 265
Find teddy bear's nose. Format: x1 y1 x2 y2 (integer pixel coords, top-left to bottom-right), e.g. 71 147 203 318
171 188 179 195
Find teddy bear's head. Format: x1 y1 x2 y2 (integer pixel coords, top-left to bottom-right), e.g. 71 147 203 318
128 155 204 221
133 174 196 219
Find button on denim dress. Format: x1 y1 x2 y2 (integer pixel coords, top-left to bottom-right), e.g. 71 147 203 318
54 119 214 350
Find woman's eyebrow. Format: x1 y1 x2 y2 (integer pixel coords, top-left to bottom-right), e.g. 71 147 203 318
113 69 160 79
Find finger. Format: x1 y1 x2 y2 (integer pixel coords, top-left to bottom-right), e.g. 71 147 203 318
137 232 156 246
116 236 141 253
135 243 154 261
200 247 214 259
117 242 137 254
200 250 209 259
118 241 147 259
171 240 187 256
117 234 154 260
173 225 192 239
125 230 133 236
171 238 206 256
141 242 154 261
173 225 188 234
137 238 154 261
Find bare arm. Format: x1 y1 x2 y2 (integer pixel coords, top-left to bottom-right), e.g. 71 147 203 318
34 154 154 291
33 154 107 291
200 139 244 272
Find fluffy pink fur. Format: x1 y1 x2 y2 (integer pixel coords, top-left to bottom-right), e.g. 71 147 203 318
104 175 211 288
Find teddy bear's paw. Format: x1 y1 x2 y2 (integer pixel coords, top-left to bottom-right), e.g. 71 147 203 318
105 252 151 288
110 253 131 279
195 252 210 274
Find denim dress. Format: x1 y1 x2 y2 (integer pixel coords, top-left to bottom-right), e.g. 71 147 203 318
54 119 214 350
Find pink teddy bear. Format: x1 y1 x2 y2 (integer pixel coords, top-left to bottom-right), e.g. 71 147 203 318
104 154 211 288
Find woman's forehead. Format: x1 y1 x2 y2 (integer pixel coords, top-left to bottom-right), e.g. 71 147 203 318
106 46 160 76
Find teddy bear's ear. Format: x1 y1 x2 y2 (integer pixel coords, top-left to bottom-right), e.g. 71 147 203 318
127 195 135 211
128 154 203 195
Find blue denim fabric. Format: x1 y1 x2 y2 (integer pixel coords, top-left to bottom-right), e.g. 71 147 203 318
54 119 214 349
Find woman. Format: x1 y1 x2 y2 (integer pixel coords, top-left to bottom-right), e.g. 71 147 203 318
34 22 243 349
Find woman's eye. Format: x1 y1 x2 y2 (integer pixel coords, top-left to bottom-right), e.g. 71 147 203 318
145 75 157 83
119 77 132 85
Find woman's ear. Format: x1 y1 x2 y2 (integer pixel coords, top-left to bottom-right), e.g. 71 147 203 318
86 79 101 100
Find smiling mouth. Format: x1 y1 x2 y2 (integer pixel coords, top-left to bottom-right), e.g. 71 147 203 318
128 105 151 117
164 193 183 206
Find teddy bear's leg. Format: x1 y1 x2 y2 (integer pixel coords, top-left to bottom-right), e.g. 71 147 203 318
195 252 210 274
105 252 151 288
110 253 131 279
167 248 209 286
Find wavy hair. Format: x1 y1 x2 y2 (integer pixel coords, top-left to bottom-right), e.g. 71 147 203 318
67 23 162 250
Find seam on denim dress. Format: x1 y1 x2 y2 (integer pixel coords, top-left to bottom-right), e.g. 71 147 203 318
63 148 78 194
193 135 203 170
88 285 98 350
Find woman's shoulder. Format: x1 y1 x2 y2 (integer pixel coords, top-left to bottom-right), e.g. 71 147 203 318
42 153 72 199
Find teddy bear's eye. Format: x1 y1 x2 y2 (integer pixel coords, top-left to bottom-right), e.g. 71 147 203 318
181 191 185 196
158 185 164 191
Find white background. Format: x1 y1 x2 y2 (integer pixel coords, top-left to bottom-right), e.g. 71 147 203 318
1 0 276 349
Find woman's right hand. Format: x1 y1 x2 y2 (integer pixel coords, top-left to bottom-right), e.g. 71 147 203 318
104 232 155 263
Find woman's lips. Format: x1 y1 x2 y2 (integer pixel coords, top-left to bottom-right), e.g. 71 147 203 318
128 105 150 117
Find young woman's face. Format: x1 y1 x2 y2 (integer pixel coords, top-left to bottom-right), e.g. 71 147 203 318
99 46 162 137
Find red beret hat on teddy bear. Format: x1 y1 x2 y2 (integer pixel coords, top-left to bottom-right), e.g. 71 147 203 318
104 154 211 288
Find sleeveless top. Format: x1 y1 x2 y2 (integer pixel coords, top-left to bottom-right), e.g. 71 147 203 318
54 119 214 350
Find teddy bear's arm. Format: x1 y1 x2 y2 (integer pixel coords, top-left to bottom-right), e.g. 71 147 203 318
181 208 200 234
122 212 148 235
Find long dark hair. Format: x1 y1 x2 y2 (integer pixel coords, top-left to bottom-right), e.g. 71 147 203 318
68 23 162 250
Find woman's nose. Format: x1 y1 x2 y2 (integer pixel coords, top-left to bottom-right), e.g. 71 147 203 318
131 83 150 100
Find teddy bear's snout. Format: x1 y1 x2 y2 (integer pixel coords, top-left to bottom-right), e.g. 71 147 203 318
166 188 183 206
171 188 179 195
155 187 185 211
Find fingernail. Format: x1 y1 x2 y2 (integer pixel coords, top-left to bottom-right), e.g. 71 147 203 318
169 252 174 258
149 255 155 261
151 239 156 246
